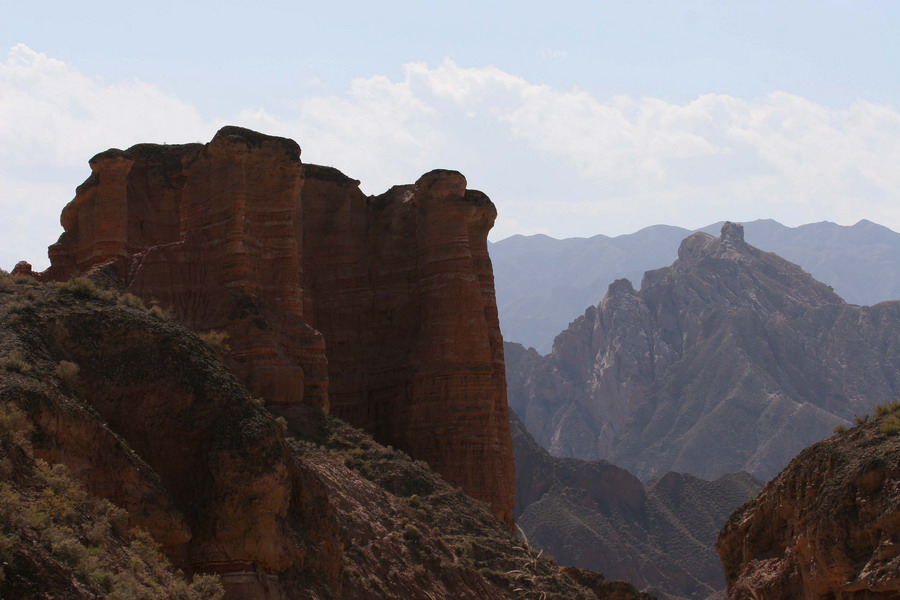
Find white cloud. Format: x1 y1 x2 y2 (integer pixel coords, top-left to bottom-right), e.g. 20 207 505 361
3 46 900 271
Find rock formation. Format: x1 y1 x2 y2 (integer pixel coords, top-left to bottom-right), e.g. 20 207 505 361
717 407 900 599
0 274 647 600
512 412 760 599
38 126 514 525
507 223 900 481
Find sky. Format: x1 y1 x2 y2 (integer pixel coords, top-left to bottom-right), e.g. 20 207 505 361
2 1 900 270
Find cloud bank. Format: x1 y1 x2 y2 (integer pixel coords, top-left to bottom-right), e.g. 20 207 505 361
3 45 899 270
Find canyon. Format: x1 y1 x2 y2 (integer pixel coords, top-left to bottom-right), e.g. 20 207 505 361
4 123 899 599
512 412 760 599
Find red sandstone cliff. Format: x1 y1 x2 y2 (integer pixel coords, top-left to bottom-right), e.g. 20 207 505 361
40 126 514 525
717 408 900 599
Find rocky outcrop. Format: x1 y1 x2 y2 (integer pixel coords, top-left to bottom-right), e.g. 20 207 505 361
507 223 900 481
0 275 642 600
512 413 760 599
40 127 513 525
717 408 900 599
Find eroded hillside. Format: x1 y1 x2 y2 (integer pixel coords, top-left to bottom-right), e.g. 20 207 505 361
0 272 650 599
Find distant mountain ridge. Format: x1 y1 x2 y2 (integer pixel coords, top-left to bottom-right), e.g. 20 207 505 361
506 223 900 482
491 219 900 353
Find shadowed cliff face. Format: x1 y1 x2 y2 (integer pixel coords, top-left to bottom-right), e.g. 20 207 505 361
717 409 900 599
511 413 760 600
39 126 514 525
507 222 900 481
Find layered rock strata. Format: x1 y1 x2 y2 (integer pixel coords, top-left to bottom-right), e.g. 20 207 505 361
507 223 900 481
40 126 514 524
717 410 900 599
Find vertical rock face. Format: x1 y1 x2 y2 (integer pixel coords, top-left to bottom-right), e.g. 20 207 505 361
717 412 900 599
43 126 514 524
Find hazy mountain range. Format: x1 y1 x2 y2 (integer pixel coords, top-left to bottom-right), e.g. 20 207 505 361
491 219 900 353
506 223 900 482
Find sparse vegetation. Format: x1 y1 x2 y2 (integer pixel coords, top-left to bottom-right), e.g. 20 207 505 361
117 293 146 309
833 424 847 434
879 414 900 437
0 402 224 600
198 329 230 354
0 350 31 375
874 401 900 417
148 300 176 320
0 403 31 449
55 360 80 387
58 276 111 301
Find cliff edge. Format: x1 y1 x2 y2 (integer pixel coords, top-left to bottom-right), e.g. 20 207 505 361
717 407 900 599
37 126 513 525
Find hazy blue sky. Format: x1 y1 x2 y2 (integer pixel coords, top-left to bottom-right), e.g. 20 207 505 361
2 1 899 269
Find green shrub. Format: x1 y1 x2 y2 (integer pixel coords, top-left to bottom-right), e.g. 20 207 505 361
59 277 104 300
879 414 900 437
56 360 80 387
0 402 32 448
832 424 846 434
875 401 900 416
198 330 230 354
148 301 176 320
117 293 146 309
0 349 31 374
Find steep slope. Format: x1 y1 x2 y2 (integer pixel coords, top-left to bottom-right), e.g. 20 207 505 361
0 399 222 599
35 126 513 525
491 219 900 353
507 223 900 481
512 413 760 599
0 272 649 600
717 406 900 599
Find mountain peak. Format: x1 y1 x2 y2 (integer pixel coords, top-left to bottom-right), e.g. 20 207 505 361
720 220 745 244
607 278 636 297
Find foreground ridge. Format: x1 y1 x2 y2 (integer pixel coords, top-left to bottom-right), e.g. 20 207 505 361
717 407 900 598
0 272 652 599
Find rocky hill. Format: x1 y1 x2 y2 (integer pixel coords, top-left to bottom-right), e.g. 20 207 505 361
512 413 760 600
507 223 900 481
0 272 649 600
491 219 900 353
717 404 900 599
27 126 513 526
